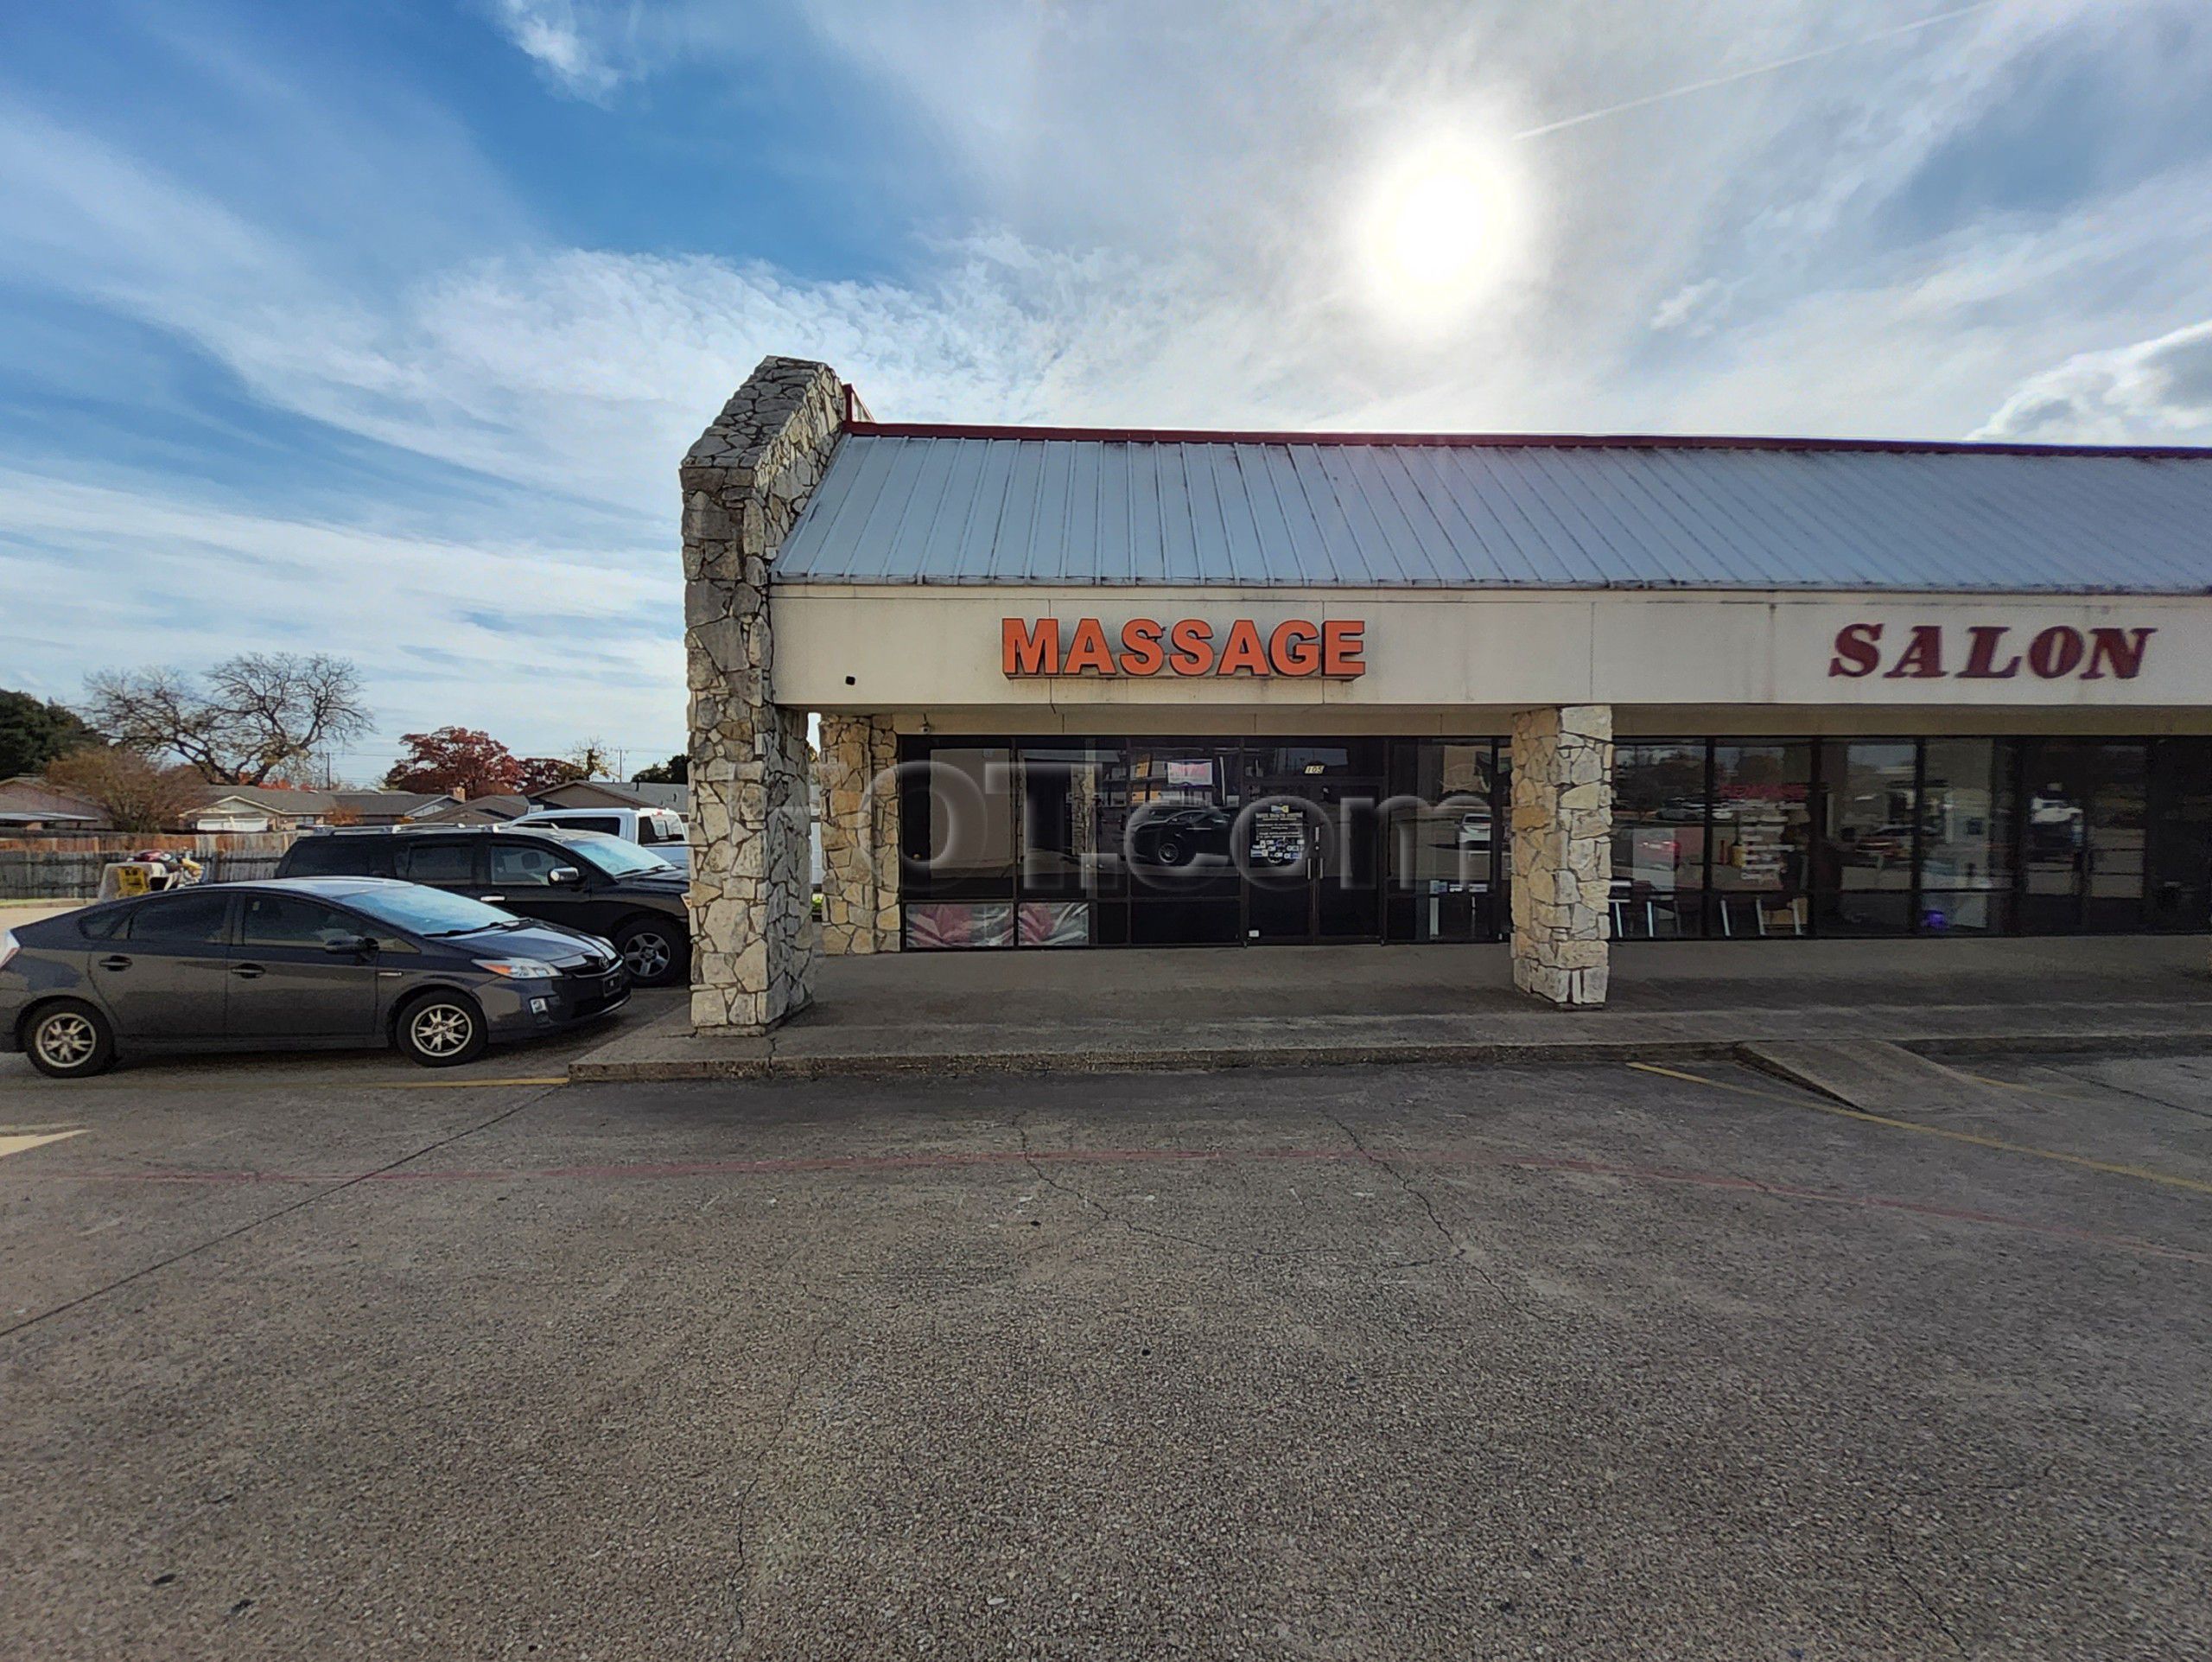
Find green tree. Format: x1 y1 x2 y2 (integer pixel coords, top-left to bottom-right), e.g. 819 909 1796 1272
0 689 102 777
632 753 688 785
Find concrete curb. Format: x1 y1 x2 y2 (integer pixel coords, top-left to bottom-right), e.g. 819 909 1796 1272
568 1026 2209 1085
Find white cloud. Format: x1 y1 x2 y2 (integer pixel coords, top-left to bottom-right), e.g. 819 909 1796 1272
490 0 625 101
1974 319 2212 443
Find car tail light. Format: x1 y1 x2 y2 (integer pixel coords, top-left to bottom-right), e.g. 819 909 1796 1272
0 928 16 971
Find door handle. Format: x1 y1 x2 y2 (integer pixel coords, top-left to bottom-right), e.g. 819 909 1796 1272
478 895 505 902
99 954 130 971
231 963 266 979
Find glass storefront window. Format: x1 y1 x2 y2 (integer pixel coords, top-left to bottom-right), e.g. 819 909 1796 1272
1920 740 2012 934
1112 740 1242 901
901 745 1014 900
1611 743 1707 939
2017 741 2145 933
1018 744 1112 899
1815 741 1916 936
2148 739 2212 931
1385 741 1497 942
1708 743 1813 938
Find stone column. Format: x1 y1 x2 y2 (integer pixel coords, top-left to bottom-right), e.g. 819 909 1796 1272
818 712 901 955
681 357 845 1031
1508 704 1613 1008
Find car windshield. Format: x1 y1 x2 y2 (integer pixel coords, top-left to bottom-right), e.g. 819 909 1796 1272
565 835 677 877
338 885 516 937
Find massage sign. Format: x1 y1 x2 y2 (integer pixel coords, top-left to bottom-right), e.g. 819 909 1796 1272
1002 617 1367 679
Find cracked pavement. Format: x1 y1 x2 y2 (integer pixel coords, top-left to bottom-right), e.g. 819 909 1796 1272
1 1051 2208 1658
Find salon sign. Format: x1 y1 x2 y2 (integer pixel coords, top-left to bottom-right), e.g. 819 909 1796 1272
1002 616 1367 679
1827 621 2155 682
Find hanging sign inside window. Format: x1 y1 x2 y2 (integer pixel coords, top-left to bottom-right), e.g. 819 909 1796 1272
1003 617 1366 678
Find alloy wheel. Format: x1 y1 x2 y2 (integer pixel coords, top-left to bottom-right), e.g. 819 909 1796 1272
622 933 672 980
410 1003 474 1057
34 1012 97 1071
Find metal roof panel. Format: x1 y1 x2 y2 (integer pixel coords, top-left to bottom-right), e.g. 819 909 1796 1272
772 433 2212 593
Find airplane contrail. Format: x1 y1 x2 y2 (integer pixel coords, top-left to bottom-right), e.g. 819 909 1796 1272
1513 0 2006 140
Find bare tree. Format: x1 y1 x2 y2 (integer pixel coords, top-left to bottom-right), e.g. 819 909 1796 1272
45 748 207 832
84 654 371 785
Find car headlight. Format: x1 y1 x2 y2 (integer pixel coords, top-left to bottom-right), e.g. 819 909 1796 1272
474 958 562 978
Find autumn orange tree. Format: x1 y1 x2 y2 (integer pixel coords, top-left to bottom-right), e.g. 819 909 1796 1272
381 728 523 797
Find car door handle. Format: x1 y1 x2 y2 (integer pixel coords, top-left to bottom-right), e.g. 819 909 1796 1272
99 954 131 971
479 895 505 902
230 963 266 979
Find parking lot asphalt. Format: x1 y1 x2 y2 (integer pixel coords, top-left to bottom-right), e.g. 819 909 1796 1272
1 1047 2208 1659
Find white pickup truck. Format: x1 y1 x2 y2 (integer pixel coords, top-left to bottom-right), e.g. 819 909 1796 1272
509 806 690 871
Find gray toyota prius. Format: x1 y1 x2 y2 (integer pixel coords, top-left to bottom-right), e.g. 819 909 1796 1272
0 878 630 1079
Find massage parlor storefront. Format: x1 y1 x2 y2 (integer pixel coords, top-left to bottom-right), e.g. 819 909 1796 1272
678 357 2212 1029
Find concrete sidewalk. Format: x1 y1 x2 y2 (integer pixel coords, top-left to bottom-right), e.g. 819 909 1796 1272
570 936 2212 1080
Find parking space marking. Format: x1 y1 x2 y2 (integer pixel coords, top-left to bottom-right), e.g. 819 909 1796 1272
0 1129 87 1160
1626 1061 2212 1198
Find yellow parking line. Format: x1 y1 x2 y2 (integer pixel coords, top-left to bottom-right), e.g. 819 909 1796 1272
0 1129 87 1160
1625 1061 2212 1198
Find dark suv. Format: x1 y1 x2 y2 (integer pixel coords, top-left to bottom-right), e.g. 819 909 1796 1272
277 827 690 985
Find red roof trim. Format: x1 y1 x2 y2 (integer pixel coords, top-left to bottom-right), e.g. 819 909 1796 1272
841 418 2212 461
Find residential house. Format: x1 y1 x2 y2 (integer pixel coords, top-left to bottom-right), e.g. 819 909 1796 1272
0 775 109 831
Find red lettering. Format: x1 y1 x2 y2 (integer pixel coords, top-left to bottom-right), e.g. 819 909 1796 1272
1166 619 1215 676
1828 622 1882 678
1215 619 1272 676
1320 620 1366 678
1883 624 1945 679
2027 626 2085 678
1061 616 1116 675
1959 625 2021 679
1268 621 1321 677
1002 617 1058 677
1118 617 1165 676
2082 626 2154 680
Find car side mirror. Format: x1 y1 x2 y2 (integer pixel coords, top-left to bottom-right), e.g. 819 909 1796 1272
324 934 377 956
549 866 584 887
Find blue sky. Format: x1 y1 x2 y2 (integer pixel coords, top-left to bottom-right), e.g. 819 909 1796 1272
5 0 2212 780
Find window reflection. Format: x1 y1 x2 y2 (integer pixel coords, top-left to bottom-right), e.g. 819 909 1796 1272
1385 741 1497 941
1611 743 1706 939
1708 744 1812 938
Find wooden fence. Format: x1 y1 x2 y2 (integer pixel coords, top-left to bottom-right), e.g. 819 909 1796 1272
0 833 299 900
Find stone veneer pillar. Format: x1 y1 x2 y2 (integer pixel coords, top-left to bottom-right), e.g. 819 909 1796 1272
1508 704 1614 1008
817 713 901 955
681 356 845 1031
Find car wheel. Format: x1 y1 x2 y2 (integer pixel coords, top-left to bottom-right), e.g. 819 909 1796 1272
615 920 687 987
22 1000 117 1079
1154 836 1185 866
395 992 488 1068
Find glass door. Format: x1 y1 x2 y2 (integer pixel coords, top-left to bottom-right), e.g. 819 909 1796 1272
1239 742 1383 944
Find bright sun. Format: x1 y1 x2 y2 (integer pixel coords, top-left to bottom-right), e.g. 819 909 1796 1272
1359 134 1526 331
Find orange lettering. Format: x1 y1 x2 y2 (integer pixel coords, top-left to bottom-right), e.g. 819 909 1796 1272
1002 617 1058 677
1119 617 1166 676
1320 619 1366 678
1167 619 1215 675
1215 619 1271 676
1268 621 1321 677
1062 616 1116 675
